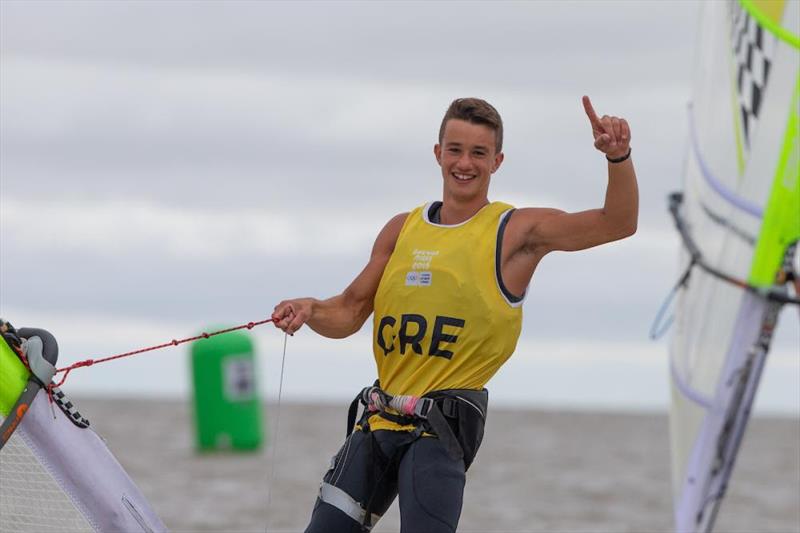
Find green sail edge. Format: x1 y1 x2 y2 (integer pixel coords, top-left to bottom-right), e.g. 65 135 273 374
748 75 800 286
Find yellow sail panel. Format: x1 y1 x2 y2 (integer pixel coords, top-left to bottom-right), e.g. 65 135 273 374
749 0 786 25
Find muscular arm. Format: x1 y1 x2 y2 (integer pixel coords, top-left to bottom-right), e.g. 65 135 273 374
509 96 638 257
272 212 408 338
499 97 638 295
519 155 638 254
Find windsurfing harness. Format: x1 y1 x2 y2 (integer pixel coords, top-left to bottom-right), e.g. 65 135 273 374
316 382 488 530
348 384 487 469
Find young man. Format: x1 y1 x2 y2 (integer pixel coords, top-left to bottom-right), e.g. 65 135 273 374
272 96 638 532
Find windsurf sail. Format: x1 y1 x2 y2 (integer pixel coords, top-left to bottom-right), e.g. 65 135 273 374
0 325 167 532
668 1 799 532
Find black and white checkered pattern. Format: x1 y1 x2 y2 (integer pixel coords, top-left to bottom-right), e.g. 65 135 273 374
730 2 777 149
51 386 91 428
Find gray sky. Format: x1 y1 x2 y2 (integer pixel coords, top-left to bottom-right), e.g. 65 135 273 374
1 1 797 413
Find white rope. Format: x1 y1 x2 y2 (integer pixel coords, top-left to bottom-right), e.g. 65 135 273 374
265 332 289 533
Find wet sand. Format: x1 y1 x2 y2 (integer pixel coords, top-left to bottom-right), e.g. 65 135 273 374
79 398 799 533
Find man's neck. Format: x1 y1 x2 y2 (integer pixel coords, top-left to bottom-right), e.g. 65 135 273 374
439 197 489 225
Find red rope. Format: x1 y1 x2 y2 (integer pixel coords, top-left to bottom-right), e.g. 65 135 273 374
50 318 275 389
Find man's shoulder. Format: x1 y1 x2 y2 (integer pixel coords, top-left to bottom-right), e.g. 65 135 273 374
386 211 411 231
372 212 411 256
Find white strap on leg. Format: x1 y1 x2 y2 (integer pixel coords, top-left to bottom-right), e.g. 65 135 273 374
319 482 381 528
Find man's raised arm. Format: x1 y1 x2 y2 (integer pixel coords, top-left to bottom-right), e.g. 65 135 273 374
515 95 638 255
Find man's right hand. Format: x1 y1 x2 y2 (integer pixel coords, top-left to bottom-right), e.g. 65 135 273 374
272 298 315 335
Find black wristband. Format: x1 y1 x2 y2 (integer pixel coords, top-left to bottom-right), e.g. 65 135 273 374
606 148 631 163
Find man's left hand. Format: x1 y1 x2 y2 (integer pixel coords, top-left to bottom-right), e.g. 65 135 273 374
582 95 631 160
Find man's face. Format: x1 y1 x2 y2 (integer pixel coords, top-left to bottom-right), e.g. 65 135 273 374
434 119 504 202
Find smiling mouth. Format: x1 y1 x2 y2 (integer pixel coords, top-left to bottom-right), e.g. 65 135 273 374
453 172 476 182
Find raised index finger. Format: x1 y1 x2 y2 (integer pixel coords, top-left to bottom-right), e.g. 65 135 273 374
582 95 601 128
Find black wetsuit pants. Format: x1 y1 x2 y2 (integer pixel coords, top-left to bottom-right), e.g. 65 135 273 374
305 429 466 533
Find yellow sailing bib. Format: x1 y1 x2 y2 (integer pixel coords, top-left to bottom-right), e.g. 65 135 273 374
370 201 523 431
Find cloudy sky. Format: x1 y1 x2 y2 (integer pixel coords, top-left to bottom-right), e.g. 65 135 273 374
1 1 797 413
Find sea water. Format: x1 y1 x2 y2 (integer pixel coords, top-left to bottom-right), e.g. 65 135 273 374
80 398 799 532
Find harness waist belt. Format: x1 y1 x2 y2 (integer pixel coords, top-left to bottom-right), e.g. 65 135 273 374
346 384 489 467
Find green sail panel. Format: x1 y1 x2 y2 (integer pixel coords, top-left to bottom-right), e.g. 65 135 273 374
749 77 800 286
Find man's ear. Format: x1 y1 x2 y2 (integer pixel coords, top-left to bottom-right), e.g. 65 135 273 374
434 144 442 164
492 152 504 173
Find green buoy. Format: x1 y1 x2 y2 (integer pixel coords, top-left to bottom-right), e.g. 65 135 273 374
190 328 264 451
